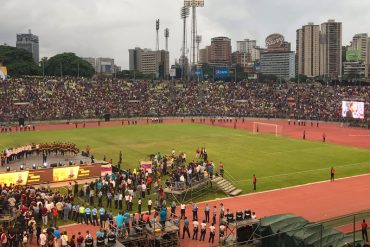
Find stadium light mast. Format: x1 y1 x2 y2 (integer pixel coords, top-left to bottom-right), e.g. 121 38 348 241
164 28 169 51
180 5 190 80
196 35 202 63
185 0 204 66
156 19 160 51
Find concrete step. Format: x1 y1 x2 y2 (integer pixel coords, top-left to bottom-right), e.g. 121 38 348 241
213 177 222 182
220 181 231 187
224 185 236 193
217 180 228 186
229 189 243 196
220 183 233 190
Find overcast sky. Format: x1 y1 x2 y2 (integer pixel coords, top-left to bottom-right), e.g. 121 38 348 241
1 0 370 69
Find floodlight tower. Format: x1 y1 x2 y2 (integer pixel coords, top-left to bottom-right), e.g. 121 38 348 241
164 28 169 51
196 35 202 63
156 19 160 51
180 5 190 80
184 0 204 66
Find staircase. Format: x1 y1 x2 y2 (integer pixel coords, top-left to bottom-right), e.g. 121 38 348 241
213 176 242 196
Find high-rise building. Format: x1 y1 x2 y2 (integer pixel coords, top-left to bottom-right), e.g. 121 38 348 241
209 37 232 66
199 47 209 64
129 47 169 78
260 51 296 81
296 23 320 77
343 61 368 79
96 58 115 74
350 33 369 63
320 20 342 78
231 51 251 66
16 29 39 63
236 39 260 61
237 39 256 53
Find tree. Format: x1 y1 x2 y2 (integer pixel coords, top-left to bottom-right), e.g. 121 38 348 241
235 64 248 82
0 45 41 77
44 53 95 77
258 74 278 83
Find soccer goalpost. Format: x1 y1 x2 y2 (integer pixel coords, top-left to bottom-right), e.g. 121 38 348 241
252 122 283 137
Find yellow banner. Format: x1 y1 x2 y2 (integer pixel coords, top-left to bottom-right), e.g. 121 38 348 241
53 166 79 182
0 171 29 186
0 67 7 75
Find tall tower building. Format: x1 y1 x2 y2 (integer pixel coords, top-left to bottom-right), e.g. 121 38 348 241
236 39 260 62
320 19 342 78
209 37 232 66
16 29 39 63
129 47 169 78
296 23 320 77
351 33 369 63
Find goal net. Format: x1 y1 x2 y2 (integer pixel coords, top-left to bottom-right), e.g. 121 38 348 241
252 122 283 137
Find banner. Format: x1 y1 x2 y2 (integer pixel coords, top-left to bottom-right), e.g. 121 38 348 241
192 68 203 78
0 164 105 185
27 169 53 184
141 161 152 171
169 68 176 77
53 166 80 182
0 67 7 80
0 171 29 186
101 164 112 176
215 67 229 79
78 165 101 179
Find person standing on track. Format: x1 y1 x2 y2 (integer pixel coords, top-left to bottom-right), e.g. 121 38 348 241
253 174 257 191
330 167 335 182
182 217 190 239
362 219 368 242
323 133 326 143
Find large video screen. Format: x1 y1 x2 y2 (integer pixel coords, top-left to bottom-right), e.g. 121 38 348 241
342 101 365 119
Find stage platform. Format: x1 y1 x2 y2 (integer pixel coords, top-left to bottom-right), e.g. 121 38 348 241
2 153 92 172
0 154 111 186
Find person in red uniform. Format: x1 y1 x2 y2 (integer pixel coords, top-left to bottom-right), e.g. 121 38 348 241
362 219 368 242
253 174 257 191
322 133 326 143
330 167 335 182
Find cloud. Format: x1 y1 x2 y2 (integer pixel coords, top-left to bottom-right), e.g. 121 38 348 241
1 0 370 69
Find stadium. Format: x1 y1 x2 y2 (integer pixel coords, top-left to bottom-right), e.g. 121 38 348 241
2 0 370 246
0 78 370 247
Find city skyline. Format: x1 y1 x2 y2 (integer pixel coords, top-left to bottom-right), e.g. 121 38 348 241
1 0 370 69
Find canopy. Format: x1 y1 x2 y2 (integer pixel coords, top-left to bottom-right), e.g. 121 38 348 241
257 214 360 247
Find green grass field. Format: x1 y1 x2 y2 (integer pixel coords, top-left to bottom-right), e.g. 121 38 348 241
2 123 370 194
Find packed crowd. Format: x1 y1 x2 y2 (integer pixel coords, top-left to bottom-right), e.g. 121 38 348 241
0 146 243 247
0 78 369 122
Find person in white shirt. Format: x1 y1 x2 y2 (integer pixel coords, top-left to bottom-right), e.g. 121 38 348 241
209 223 216 243
180 204 186 219
141 183 146 198
61 232 68 247
219 223 226 238
200 220 207 241
148 199 152 214
251 212 257 219
125 194 130 211
39 230 47 247
192 220 199 240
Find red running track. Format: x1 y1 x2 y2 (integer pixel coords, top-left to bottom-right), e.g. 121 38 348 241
26 174 370 247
